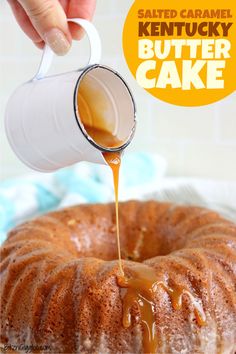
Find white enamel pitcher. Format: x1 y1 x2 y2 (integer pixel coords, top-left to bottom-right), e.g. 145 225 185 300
4 18 136 172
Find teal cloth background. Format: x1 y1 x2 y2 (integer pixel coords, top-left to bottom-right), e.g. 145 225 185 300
0 153 167 244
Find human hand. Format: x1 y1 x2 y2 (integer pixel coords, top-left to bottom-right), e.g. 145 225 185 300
8 0 96 55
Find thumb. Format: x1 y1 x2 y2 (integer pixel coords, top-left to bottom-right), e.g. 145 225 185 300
18 0 71 55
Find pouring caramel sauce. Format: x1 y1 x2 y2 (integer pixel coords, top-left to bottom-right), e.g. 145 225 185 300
78 82 124 275
77 85 206 353
103 151 124 276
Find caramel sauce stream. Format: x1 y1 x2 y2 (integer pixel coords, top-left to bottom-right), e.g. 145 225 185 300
82 125 124 275
77 83 124 276
103 151 124 276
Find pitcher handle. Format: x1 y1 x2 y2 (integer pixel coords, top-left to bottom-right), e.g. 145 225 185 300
33 18 102 80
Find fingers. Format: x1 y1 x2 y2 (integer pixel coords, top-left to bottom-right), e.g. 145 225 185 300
67 0 96 40
35 41 45 49
18 0 72 55
8 0 97 54
8 0 43 46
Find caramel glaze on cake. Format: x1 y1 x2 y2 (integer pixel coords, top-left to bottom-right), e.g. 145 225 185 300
1 201 236 353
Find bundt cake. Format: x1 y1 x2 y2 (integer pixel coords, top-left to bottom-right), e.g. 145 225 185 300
1 200 236 353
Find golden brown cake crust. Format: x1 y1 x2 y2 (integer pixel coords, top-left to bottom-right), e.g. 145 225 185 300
1 200 236 353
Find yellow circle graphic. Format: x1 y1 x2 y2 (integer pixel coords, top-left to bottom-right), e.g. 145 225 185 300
123 0 236 106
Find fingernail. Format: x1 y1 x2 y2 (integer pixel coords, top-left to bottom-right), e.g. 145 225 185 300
44 28 71 56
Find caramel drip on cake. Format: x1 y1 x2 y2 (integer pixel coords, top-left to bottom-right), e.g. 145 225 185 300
117 263 206 353
156 282 206 327
117 265 159 353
